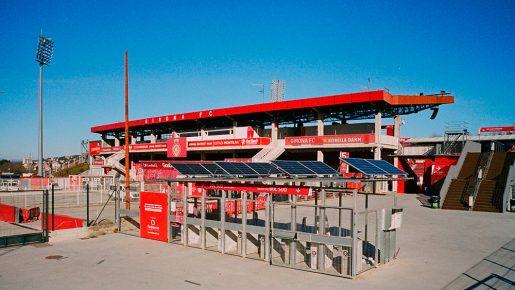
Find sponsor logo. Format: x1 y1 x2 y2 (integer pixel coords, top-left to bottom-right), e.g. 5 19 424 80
162 163 174 168
144 203 162 213
142 163 158 168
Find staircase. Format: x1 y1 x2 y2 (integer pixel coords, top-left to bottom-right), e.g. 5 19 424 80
252 139 285 162
442 179 468 210
103 152 126 175
473 152 508 212
473 181 498 212
442 153 480 210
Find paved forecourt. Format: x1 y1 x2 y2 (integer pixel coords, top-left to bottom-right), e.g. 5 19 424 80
0 194 514 290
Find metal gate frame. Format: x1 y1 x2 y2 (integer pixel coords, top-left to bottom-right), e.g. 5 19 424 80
0 190 49 248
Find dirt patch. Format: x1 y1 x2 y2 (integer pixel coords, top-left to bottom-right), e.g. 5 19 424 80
87 220 117 238
86 218 140 237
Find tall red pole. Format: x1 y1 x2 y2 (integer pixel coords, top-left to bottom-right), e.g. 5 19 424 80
124 51 130 210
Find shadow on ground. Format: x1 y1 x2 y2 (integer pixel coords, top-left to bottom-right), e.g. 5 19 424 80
443 238 515 289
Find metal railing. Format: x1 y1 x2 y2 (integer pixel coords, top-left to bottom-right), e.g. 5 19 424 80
166 183 402 278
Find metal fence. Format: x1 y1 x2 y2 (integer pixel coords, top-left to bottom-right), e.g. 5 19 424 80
0 189 49 247
163 182 402 278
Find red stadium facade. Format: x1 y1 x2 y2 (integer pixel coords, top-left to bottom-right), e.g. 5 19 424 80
89 90 454 193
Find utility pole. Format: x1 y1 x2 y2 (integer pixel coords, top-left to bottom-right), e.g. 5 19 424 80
124 52 130 209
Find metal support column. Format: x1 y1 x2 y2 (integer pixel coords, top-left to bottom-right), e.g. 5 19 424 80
242 191 248 258
201 189 206 250
44 189 49 242
182 183 189 246
318 187 326 270
114 184 120 230
221 190 226 254
351 188 358 276
290 194 297 265
86 183 90 226
167 181 171 243
266 193 271 262
51 184 55 231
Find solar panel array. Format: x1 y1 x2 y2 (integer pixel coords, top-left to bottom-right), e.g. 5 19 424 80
340 158 407 176
168 160 337 178
216 162 260 176
272 161 337 176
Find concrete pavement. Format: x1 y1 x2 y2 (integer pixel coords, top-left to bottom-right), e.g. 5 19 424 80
0 194 514 290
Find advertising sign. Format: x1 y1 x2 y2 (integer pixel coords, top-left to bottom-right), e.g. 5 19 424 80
167 137 187 158
285 134 374 146
479 126 515 133
140 161 180 180
100 142 167 153
89 141 101 156
196 182 311 196
339 152 349 174
188 137 270 148
140 192 168 242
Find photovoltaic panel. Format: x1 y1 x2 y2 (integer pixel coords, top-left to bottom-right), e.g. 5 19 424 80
215 162 259 176
340 158 388 175
368 160 407 175
245 162 285 175
299 161 337 175
171 163 212 176
340 158 407 176
201 163 227 175
271 160 317 176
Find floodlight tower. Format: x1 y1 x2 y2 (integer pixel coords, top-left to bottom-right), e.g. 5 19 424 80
35 35 55 176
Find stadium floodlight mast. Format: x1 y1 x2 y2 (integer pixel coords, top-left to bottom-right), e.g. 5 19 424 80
35 34 54 176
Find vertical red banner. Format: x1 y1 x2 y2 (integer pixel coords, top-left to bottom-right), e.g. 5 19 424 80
167 137 187 158
89 141 101 156
140 192 168 242
339 152 349 174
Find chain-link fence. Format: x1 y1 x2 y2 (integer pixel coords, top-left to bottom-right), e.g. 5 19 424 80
0 189 49 247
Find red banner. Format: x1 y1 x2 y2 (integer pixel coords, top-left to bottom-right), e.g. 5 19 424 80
167 137 187 158
285 134 374 146
196 182 311 196
140 161 179 180
100 142 167 153
339 152 349 174
89 141 101 156
479 126 515 133
140 192 168 242
188 137 270 148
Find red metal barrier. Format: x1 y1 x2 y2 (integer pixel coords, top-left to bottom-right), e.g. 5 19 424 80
41 214 84 230
0 203 16 223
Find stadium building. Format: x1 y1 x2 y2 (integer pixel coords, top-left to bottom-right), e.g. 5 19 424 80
89 90 454 192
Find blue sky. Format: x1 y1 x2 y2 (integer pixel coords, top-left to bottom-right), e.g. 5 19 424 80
1 0 514 160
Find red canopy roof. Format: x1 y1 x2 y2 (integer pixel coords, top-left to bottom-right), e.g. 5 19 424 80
91 90 453 134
